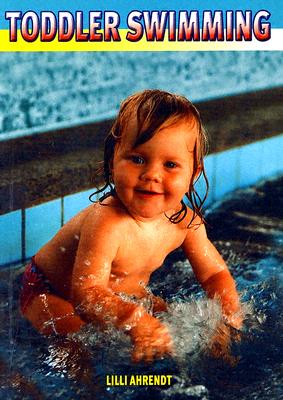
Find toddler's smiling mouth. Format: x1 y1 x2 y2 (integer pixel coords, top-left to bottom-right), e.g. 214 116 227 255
134 188 163 196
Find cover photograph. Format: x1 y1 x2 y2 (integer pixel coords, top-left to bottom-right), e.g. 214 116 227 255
0 1 282 399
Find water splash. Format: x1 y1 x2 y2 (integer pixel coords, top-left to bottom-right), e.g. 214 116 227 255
164 299 222 361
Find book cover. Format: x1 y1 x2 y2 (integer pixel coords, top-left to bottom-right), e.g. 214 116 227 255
0 1 282 399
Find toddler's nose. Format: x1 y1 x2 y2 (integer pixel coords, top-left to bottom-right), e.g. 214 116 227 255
140 165 162 183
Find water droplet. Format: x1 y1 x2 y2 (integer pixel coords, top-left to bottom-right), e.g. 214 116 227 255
123 324 132 331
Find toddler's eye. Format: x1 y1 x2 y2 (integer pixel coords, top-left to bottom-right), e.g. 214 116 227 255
130 155 145 164
165 161 177 169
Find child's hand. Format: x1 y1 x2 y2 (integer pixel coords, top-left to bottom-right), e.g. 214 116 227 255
152 295 168 314
208 321 242 366
225 312 243 331
130 314 173 362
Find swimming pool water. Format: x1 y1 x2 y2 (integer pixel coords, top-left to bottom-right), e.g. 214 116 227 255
0 175 282 400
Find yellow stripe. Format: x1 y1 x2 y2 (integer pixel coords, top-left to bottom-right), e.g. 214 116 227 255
0 29 282 51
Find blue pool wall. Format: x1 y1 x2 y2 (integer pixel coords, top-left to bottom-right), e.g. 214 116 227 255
1 133 283 267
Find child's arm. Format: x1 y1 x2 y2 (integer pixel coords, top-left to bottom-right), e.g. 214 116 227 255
181 218 241 329
71 212 149 328
71 210 172 361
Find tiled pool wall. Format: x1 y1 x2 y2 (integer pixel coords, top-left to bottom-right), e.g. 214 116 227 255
1 133 283 267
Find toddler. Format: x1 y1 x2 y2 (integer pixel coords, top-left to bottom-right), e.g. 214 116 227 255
21 90 241 362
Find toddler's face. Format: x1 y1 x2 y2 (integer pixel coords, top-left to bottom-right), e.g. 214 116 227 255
111 119 197 221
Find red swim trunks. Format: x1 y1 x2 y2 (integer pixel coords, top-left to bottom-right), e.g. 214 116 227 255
20 257 53 314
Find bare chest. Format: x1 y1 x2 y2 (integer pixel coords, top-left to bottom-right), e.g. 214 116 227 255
112 223 186 278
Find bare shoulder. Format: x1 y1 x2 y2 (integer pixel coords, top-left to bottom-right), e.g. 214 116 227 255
76 197 132 257
73 198 130 282
35 204 94 259
179 206 208 244
80 197 129 234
